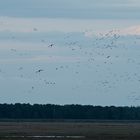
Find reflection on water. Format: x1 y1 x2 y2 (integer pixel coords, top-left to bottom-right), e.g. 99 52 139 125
4 135 85 139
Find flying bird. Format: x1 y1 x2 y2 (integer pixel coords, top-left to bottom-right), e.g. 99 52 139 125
48 44 54 48
36 69 44 73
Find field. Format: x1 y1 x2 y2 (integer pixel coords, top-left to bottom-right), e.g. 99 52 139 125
0 120 140 140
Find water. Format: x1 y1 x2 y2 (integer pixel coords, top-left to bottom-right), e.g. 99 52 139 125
4 135 85 139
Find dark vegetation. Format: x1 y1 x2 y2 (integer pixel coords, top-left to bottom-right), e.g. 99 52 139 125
0 103 140 120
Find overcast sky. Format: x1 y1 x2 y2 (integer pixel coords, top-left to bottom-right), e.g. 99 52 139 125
0 0 140 106
0 0 140 19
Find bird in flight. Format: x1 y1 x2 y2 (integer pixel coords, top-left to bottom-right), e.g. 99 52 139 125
48 44 54 48
36 69 44 73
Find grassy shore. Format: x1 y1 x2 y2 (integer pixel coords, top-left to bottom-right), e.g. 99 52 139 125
0 121 140 140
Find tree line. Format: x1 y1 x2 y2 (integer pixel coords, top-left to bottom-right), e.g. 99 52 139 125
0 103 140 120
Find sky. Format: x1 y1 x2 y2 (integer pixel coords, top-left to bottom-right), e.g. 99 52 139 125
0 0 140 106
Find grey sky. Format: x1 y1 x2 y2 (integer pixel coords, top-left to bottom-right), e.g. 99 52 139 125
0 0 140 106
0 0 140 19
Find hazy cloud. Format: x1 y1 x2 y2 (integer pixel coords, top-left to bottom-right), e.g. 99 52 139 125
0 0 140 19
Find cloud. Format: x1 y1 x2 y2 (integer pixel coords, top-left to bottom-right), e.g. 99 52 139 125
0 17 116 33
1 17 140 35
119 25 140 35
84 25 140 38
0 0 140 19
0 17 89 33
0 55 87 64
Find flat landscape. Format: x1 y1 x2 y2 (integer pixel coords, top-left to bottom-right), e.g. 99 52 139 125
0 121 140 140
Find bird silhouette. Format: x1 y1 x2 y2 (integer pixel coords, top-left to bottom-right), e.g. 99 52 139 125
48 44 54 48
36 69 44 73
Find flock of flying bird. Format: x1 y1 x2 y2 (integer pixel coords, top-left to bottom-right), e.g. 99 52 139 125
1 27 140 103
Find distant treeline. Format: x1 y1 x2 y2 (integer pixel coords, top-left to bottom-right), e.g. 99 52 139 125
0 103 140 120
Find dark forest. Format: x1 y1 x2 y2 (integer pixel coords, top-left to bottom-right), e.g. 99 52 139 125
0 103 140 120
